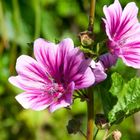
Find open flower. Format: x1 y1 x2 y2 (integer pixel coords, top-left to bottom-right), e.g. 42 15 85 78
9 38 95 112
103 0 140 68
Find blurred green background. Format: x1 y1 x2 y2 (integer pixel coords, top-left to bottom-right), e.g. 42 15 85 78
0 0 140 140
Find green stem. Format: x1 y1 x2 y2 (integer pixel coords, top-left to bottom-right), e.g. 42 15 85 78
88 0 96 32
93 129 99 140
79 129 87 139
86 87 94 140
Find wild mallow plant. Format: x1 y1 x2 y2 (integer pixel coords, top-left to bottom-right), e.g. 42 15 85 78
8 0 140 139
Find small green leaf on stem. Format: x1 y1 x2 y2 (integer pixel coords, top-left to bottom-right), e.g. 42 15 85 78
79 45 96 59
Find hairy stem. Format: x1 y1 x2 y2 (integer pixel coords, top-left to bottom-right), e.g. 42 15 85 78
86 87 94 140
88 0 96 32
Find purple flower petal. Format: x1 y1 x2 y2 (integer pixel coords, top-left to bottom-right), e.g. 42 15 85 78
103 0 122 40
34 38 59 79
64 48 95 89
16 55 50 83
119 53 140 68
8 55 52 91
90 61 107 83
9 76 45 91
103 0 140 68
99 53 118 69
54 38 75 81
58 38 74 59
15 92 53 111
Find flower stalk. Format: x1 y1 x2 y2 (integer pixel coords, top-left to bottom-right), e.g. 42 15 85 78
86 0 96 140
86 87 94 140
88 0 96 32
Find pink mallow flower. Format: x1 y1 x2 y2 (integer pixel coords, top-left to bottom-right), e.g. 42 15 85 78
9 38 97 112
103 0 140 68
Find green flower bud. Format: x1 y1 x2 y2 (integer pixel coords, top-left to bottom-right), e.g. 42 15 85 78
79 31 94 47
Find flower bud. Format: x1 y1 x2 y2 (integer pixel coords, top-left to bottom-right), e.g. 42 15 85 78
112 130 122 140
79 31 94 47
95 114 110 129
67 118 81 134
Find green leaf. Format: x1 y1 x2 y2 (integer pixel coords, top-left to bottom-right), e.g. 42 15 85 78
109 73 124 96
108 73 140 125
79 46 95 57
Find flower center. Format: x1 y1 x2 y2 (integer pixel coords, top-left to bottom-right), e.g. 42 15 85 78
42 82 65 99
109 40 124 55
